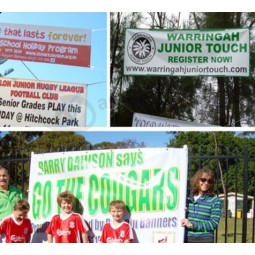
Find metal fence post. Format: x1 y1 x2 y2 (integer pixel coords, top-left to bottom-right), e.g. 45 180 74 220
242 145 249 243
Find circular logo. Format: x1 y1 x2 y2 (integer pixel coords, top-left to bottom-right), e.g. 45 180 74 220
127 32 155 65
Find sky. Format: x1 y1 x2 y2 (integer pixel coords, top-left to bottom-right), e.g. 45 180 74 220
78 131 174 148
0 130 173 148
0 12 107 127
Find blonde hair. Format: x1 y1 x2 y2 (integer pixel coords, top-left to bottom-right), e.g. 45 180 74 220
109 200 127 212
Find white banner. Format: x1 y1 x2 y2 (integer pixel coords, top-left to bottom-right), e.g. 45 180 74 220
28 147 188 243
0 77 87 127
132 112 217 127
124 28 250 77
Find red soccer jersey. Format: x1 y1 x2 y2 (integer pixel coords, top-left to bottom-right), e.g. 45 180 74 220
0 214 33 243
46 212 88 243
100 221 133 243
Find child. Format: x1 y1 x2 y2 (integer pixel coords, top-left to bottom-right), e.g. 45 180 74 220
46 190 89 243
100 200 133 243
0 199 33 243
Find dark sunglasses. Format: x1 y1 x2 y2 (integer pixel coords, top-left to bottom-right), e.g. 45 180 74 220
199 177 213 184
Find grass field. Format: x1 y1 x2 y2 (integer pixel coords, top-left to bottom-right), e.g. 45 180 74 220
216 218 255 243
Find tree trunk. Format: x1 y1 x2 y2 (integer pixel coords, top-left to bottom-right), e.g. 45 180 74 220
218 77 226 126
156 78 162 114
110 13 121 84
233 77 241 126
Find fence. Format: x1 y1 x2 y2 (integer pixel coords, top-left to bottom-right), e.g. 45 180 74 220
188 145 255 243
0 145 254 243
0 152 30 193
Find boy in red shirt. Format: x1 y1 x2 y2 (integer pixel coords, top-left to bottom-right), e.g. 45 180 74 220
100 200 133 243
0 199 33 243
46 190 89 243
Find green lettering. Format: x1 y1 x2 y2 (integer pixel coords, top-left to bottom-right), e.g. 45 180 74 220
116 153 122 167
167 33 178 41
166 167 179 211
32 182 42 219
139 170 150 211
123 153 130 166
98 152 113 168
152 168 164 211
231 32 239 41
42 182 52 218
88 175 99 215
32 181 52 219
239 43 247 52
126 170 138 211
137 151 143 164
100 174 111 213
38 158 65 174
38 161 43 175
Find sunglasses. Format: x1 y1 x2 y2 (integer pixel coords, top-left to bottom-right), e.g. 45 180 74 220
199 178 213 184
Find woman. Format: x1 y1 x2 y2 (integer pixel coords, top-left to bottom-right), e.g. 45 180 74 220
0 165 26 221
181 167 221 243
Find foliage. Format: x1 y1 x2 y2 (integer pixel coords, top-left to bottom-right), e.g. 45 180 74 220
111 12 255 127
0 132 43 157
93 139 146 150
190 12 255 126
168 131 255 195
30 131 90 153
110 12 203 126
168 131 237 151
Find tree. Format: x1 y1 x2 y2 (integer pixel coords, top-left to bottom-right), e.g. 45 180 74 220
0 132 43 157
30 132 90 153
93 139 145 150
167 131 255 195
191 12 255 126
110 12 204 126
110 12 144 125
0 132 43 192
